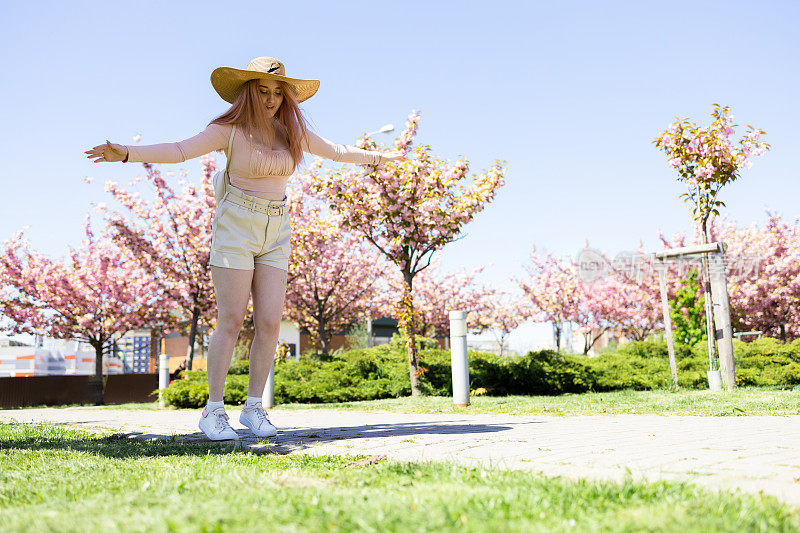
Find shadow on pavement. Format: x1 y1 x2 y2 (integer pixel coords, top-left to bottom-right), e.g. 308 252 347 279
167 420 528 454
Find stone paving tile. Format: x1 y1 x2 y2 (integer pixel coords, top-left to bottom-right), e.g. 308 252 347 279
1 407 799 506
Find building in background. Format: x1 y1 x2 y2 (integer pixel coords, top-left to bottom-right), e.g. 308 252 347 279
466 338 517 355
0 320 303 377
0 336 124 377
109 330 152 373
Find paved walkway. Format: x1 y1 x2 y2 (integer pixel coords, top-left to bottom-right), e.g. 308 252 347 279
2 407 799 506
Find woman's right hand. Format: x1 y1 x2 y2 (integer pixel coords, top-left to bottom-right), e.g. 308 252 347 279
85 140 128 163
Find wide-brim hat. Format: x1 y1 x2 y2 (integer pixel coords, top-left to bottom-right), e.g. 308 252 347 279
210 56 320 104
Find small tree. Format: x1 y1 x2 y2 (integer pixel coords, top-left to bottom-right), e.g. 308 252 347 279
0 219 165 403
654 104 770 367
311 111 505 395
654 104 770 240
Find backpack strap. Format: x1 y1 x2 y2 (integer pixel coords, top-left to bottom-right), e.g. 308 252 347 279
225 125 236 187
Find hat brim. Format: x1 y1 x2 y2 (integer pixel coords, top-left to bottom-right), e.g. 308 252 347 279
211 66 320 103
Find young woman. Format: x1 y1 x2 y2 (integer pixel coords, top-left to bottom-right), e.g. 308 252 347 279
85 56 405 441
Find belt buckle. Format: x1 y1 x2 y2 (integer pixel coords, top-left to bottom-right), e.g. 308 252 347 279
268 205 282 216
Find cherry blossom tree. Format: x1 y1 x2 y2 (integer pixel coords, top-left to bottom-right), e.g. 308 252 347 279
516 247 581 353
658 213 800 343
0 219 166 404
101 155 218 369
387 256 493 340
577 280 619 354
283 173 390 355
598 247 663 343
653 104 770 241
710 213 800 342
311 111 506 395
579 274 661 351
609 279 662 342
519 246 662 354
474 290 525 356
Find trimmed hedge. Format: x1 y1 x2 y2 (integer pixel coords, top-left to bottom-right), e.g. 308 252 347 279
585 337 800 390
161 371 248 408
162 336 800 408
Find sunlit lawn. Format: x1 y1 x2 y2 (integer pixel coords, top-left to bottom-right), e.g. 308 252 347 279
272 387 800 417
13 387 800 417
0 422 797 532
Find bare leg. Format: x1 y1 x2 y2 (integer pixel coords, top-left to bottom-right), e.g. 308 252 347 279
207 265 254 402
248 263 288 397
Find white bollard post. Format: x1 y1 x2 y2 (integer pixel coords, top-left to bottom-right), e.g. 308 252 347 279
264 364 275 408
158 339 169 408
449 310 470 407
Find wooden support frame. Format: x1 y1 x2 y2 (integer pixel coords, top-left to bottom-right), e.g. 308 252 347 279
654 242 737 391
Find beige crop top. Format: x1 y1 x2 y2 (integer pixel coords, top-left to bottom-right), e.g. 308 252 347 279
125 122 387 200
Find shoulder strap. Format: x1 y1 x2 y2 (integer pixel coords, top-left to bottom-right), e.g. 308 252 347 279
225 124 236 175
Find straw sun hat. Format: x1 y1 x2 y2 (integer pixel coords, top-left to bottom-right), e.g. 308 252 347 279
210 56 320 104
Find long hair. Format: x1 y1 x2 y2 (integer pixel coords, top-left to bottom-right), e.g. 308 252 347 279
209 79 309 168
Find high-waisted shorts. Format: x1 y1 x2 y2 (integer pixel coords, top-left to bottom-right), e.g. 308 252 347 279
210 186 291 272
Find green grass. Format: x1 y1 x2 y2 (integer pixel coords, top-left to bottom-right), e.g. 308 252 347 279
14 386 800 416
272 387 800 416
1 423 797 532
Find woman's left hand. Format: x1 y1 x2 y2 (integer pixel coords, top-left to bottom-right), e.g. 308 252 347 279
382 150 408 162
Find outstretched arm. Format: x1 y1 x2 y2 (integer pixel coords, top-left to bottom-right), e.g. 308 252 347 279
85 123 230 164
301 130 406 164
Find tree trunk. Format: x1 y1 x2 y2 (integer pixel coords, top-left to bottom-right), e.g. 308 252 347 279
91 341 105 406
780 324 786 344
583 328 606 355
401 268 423 396
553 322 562 352
318 315 329 356
186 306 199 370
700 218 718 371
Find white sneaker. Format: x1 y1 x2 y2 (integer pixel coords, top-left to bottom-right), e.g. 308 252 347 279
198 406 240 441
239 402 278 438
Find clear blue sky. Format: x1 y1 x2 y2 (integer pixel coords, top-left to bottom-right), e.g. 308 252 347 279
1 1 798 347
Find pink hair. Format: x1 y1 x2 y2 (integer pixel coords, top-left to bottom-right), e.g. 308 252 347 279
209 78 310 167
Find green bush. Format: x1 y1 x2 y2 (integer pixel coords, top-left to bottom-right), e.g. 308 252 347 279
466 350 594 395
163 343 597 408
586 337 800 391
162 336 800 408
162 374 249 408
227 360 250 375
780 363 800 384
161 379 208 408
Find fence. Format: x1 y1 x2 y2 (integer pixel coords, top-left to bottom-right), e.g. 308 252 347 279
0 374 158 408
